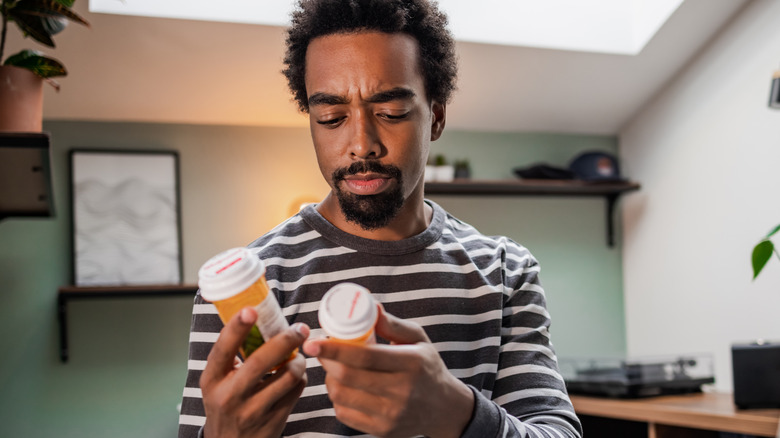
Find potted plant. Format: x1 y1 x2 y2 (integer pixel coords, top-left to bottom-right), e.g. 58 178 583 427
0 0 89 132
454 159 471 179
751 223 780 279
430 154 455 182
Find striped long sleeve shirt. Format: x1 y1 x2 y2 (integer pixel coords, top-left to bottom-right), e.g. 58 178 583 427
178 200 582 438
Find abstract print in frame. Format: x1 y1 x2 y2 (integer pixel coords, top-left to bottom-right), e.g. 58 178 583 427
70 149 182 286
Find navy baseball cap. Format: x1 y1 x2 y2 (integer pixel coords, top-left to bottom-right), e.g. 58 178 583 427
569 151 626 182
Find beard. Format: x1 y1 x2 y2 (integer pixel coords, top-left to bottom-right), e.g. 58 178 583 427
331 161 404 231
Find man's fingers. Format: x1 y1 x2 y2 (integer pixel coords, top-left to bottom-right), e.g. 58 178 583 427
244 348 306 409
265 357 308 404
375 304 430 344
305 338 426 372
327 398 384 436
233 323 310 393
201 307 258 385
319 357 406 397
254 376 309 438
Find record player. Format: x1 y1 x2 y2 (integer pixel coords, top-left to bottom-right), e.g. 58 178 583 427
559 355 715 398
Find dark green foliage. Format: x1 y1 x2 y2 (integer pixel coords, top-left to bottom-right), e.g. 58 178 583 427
1 0 89 82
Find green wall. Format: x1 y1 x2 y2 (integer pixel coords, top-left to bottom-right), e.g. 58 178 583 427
0 121 625 437
430 130 626 358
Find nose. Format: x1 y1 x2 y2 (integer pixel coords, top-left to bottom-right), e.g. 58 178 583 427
347 111 381 160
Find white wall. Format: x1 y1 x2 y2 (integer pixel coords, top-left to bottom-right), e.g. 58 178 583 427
620 0 780 392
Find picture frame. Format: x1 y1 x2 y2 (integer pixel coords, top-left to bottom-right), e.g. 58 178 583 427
69 149 182 286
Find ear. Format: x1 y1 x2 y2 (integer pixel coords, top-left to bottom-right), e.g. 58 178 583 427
430 101 446 141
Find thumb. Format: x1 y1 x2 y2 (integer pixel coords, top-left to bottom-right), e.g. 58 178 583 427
375 303 430 345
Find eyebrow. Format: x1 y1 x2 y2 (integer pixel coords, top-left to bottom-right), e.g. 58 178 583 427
307 87 417 107
308 93 348 107
365 87 416 103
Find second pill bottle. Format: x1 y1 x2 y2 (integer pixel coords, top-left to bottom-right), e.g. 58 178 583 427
318 283 378 345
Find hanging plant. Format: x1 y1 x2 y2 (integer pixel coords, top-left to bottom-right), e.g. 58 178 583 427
1 0 89 90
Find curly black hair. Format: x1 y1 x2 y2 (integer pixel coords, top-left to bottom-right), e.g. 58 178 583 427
282 0 458 113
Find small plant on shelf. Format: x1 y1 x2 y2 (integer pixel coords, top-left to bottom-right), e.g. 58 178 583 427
454 159 471 179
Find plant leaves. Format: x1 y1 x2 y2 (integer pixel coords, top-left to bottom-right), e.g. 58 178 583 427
766 223 780 239
6 0 89 46
752 239 774 280
4 50 67 79
54 0 76 8
42 16 68 36
8 9 56 47
12 0 90 27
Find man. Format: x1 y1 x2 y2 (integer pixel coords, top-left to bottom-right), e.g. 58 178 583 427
178 1 582 437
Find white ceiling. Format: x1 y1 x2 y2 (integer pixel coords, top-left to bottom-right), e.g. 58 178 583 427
14 0 750 135
88 0 685 55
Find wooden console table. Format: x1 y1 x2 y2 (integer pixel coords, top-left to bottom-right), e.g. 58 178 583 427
571 392 780 437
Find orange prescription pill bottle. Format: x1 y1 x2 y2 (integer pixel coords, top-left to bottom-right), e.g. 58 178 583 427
198 247 292 360
318 283 378 345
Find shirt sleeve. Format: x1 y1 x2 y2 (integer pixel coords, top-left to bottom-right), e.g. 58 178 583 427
178 293 223 438
463 245 583 438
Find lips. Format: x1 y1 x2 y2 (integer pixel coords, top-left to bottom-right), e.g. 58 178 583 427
332 161 403 197
342 173 392 195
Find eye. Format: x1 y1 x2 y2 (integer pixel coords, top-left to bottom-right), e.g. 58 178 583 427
378 112 409 121
316 117 345 128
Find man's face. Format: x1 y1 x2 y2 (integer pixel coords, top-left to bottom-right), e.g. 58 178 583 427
304 31 445 230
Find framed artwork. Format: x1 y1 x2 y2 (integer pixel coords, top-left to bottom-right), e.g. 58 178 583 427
69 149 182 286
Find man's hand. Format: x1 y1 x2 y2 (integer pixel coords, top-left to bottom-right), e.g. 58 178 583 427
200 307 309 438
302 305 475 438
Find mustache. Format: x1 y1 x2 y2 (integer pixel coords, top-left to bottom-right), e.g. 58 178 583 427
332 161 402 182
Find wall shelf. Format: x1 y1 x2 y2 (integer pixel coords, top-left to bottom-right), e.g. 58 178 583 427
424 179 640 247
57 284 198 363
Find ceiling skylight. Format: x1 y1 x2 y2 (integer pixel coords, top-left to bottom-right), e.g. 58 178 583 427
89 0 683 55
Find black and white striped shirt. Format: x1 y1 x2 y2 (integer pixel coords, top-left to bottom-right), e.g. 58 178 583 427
178 200 582 438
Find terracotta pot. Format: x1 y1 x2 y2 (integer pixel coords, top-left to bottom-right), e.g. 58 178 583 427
0 65 44 132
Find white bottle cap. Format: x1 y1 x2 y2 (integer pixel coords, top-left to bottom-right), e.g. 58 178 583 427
319 283 378 340
198 247 266 302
